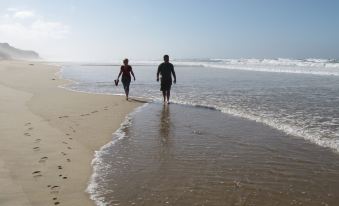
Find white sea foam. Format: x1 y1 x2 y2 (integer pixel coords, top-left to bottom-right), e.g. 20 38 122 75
75 58 339 76
86 104 148 206
170 99 339 153
175 58 339 76
134 58 339 76
218 107 339 152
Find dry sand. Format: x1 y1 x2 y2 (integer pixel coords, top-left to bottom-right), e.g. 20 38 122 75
0 60 142 206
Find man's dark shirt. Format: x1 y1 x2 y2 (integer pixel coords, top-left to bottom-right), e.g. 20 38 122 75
157 62 176 81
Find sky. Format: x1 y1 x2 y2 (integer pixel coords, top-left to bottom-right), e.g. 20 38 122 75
0 0 338 61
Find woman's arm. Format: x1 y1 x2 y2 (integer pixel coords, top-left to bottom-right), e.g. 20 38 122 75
117 67 123 79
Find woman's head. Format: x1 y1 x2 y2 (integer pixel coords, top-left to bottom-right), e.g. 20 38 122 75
123 58 129 65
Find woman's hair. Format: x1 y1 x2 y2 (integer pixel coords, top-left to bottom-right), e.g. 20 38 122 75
123 58 129 64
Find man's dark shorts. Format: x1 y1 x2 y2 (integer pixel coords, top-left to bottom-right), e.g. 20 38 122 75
160 78 172 91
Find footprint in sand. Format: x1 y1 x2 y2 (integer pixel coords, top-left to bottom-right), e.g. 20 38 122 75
58 166 62 170
32 171 42 178
24 132 31 136
62 141 68 145
38 156 48 163
25 122 31 126
91 110 98 114
67 146 72 150
80 113 90 117
52 197 60 205
34 138 41 143
33 147 40 151
66 158 71 162
50 185 60 195
69 126 76 133
68 137 73 140
58 115 69 119
59 174 68 180
61 152 67 156
28 127 34 131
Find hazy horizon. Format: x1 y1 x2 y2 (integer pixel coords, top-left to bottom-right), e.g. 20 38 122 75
1 0 338 61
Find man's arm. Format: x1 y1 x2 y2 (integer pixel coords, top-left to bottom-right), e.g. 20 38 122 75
171 65 176 84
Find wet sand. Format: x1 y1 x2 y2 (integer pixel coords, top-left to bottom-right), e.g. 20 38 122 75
0 60 142 206
92 103 339 206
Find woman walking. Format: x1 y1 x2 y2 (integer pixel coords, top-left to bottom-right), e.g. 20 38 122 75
117 58 136 100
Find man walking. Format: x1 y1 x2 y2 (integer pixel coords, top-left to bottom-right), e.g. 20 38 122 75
157 55 176 104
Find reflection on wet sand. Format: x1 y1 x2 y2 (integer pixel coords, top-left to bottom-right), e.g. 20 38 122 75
159 104 170 143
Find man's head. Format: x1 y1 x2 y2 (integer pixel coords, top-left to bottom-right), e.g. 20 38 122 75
163 55 169 63
123 58 129 65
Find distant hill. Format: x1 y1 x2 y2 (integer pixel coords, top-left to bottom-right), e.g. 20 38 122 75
0 43 40 60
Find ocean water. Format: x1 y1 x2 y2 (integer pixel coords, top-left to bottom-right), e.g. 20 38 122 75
61 59 339 152
59 59 339 205
86 104 339 206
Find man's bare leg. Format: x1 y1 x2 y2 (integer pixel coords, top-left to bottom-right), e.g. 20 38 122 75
162 91 166 103
167 90 171 104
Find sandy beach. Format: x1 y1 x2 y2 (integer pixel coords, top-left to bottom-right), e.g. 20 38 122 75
0 60 142 206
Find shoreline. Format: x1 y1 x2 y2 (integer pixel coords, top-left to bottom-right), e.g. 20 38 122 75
0 60 143 206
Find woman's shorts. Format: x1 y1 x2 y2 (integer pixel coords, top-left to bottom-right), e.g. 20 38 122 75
121 77 131 90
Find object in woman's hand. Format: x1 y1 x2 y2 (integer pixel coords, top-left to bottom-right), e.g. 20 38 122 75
114 79 119 86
